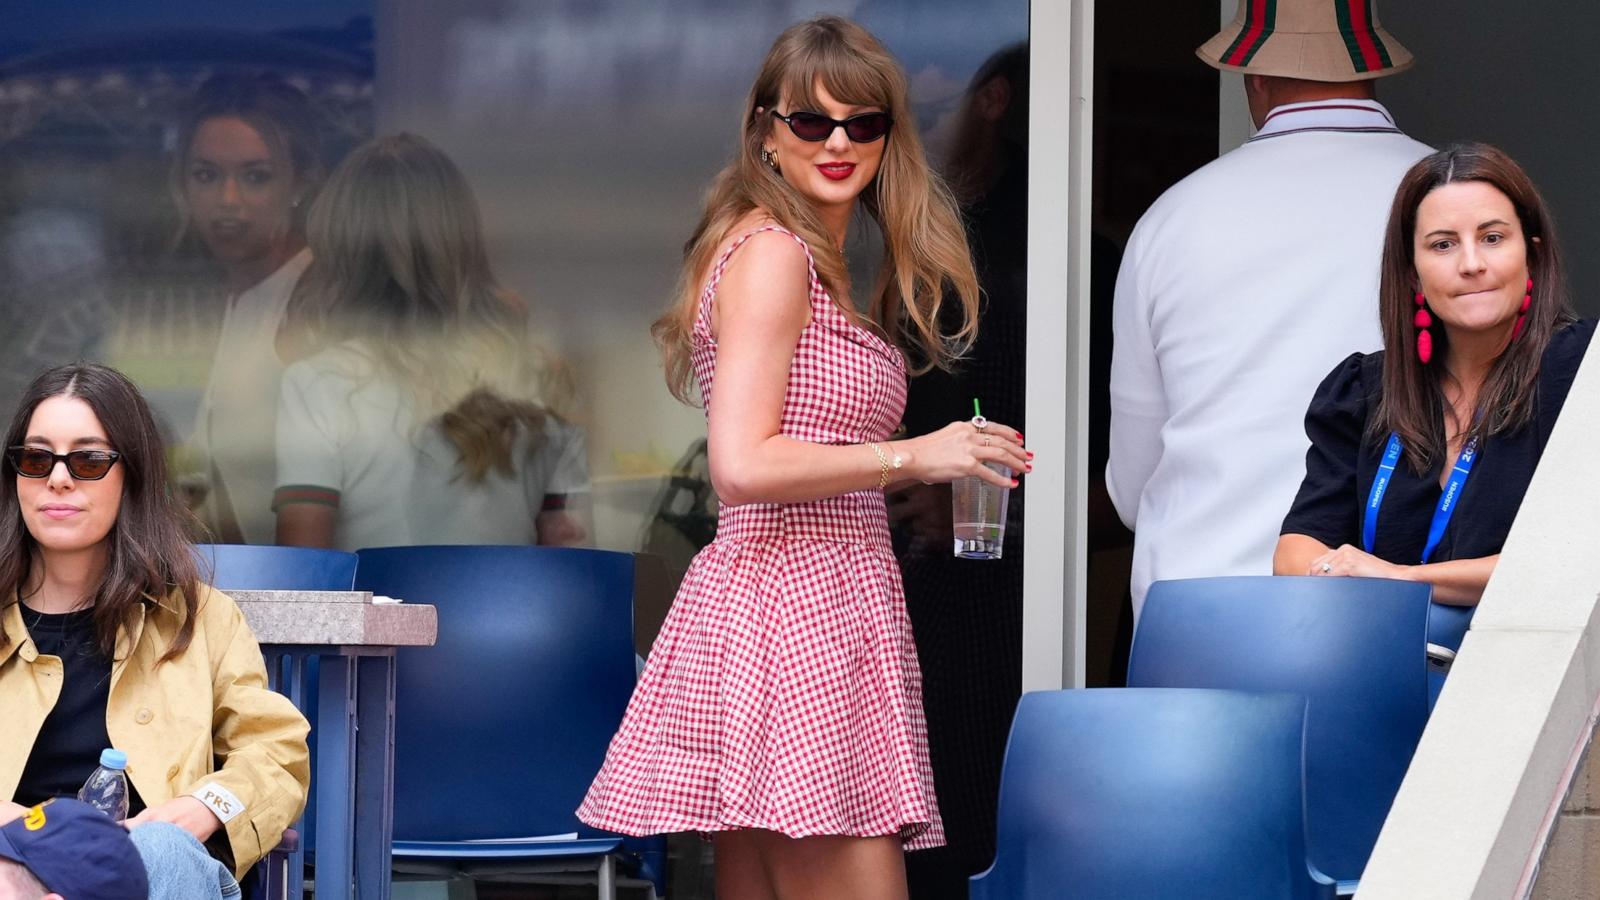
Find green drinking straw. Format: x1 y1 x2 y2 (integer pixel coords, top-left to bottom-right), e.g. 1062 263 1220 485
972 398 982 419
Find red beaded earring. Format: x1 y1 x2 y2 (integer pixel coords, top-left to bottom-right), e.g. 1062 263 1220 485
1414 292 1433 364
1512 277 1533 341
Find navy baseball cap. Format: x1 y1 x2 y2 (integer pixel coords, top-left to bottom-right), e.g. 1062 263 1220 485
0 799 149 899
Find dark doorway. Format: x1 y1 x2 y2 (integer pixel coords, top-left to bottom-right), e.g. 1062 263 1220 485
1086 3 1220 688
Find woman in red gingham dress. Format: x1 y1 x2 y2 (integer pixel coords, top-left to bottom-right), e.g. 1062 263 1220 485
578 16 1030 897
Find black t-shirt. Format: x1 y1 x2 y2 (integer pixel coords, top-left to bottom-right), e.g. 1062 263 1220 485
1282 319 1594 563
13 606 143 813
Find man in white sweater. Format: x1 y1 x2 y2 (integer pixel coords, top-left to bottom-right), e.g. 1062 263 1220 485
1108 0 1431 617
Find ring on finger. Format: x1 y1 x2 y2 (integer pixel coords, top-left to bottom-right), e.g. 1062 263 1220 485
982 436 992 446
1320 562 1332 573
971 415 988 432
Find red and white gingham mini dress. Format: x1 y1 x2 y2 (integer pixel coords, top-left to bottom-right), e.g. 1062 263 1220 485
578 225 944 849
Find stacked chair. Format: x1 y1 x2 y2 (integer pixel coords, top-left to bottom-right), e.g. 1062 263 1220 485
1127 576 1433 894
356 545 665 900
978 575 1440 898
971 688 1335 899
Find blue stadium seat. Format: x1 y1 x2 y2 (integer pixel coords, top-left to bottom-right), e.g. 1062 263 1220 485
355 545 664 899
1426 601 1475 708
970 688 1334 900
1127 575 1432 894
193 543 358 591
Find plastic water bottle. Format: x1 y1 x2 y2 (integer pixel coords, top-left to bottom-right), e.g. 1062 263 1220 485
77 748 130 821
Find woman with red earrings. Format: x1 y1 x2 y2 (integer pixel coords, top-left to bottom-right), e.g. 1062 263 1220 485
1275 143 1592 604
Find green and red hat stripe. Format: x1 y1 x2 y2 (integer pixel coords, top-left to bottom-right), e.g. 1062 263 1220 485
1222 0 1278 67
1335 0 1394 73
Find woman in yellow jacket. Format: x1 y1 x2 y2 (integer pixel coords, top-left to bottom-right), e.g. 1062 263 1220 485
0 362 309 898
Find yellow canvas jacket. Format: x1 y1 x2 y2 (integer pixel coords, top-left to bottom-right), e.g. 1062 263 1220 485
0 584 310 877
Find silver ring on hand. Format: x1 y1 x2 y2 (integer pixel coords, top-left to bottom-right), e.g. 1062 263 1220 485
971 415 988 432
1320 562 1332 573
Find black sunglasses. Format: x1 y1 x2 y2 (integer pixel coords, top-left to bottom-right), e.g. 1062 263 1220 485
771 109 893 143
7 446 122 480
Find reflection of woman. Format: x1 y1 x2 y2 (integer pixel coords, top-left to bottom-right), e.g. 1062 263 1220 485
0 364 309 899
273 133 586 551
1277 144 1593 604
579 17 1029 898
890 42 1029 894
179 74 325 544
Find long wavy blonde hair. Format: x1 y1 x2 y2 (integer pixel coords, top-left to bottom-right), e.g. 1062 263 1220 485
654 15 980 402
282 133 569 480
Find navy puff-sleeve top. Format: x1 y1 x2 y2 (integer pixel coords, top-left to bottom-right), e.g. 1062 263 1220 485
1281 319 1594 564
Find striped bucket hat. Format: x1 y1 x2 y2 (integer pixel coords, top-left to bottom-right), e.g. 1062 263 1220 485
1198 0 1414 82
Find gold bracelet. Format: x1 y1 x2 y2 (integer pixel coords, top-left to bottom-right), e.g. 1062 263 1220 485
868 443 891 491
867 442 904 491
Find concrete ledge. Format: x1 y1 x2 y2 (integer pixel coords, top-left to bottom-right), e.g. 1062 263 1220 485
1358 626 1597 898
231 589 438 647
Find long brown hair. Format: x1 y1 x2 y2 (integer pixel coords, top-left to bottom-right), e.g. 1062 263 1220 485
281 133 568 480
169 72 326 253
1375 142 1577 472
0 364 202 662
654 15 981 402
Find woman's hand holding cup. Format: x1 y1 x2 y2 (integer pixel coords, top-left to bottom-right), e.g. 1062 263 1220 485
895 419 1030 488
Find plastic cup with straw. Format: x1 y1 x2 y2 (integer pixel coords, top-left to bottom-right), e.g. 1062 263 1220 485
952 397 1010 559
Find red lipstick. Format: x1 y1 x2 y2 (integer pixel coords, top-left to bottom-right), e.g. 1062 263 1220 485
817 162 856 181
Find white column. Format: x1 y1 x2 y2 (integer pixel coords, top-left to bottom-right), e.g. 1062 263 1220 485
1023 0 1093 691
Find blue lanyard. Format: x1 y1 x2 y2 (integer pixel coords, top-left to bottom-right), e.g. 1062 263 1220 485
1362 432 1479 563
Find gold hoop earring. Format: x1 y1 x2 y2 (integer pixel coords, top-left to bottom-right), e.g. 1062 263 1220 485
760 148 779 173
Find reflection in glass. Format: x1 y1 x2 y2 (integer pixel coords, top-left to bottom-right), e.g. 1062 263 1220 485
893 41 1029 897
0 12 373 543
4 5 1029 895
273 133 586 551
180 73 324 544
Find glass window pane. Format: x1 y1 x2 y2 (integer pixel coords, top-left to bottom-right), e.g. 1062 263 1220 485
1 4 1028 895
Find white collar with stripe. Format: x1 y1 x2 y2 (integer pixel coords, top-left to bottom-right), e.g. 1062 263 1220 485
1249 99 1401 142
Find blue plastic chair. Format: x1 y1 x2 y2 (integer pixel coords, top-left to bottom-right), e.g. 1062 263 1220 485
193 544 358 900
193 543 358 592
970 688 1334 900
354 545 665 900
1426 601 1475 708
1127 576 1432 895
